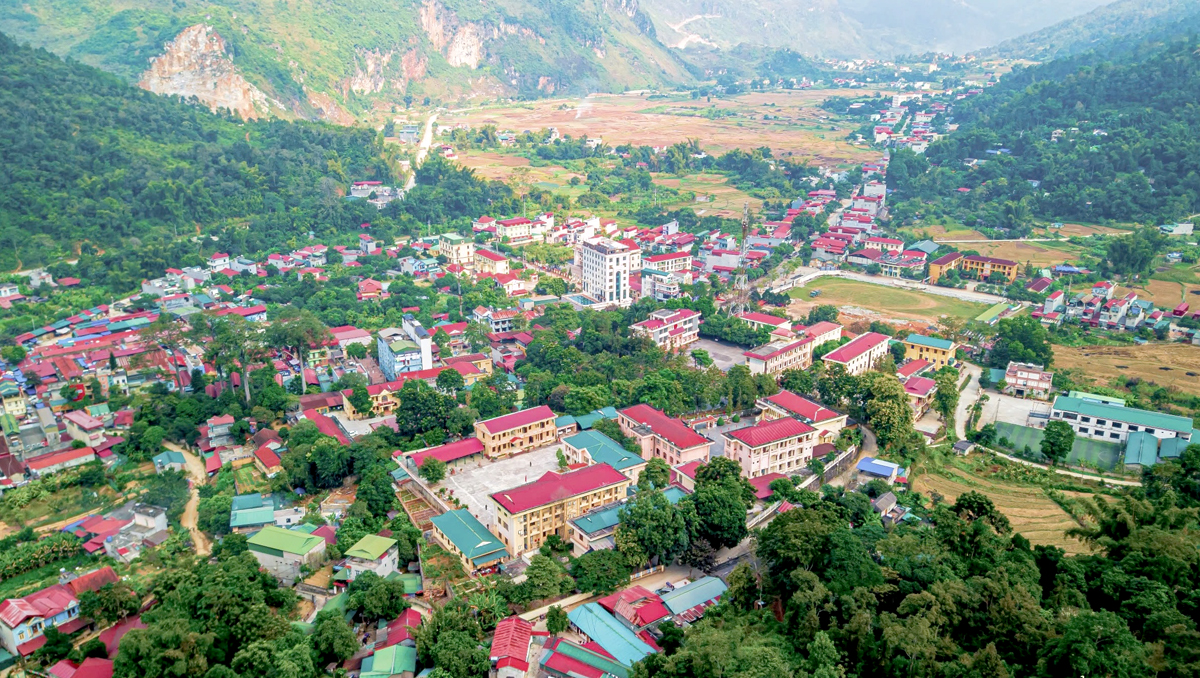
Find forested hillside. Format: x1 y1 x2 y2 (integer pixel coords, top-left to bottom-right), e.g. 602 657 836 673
0 33 388 272
0 0 689 117
983 0 1200 61
889 40 1200 229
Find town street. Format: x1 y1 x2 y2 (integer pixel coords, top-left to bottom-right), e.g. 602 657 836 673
404 112 438 191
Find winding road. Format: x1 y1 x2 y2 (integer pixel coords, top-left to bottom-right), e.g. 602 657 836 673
404 112 438 192
164 441 212 556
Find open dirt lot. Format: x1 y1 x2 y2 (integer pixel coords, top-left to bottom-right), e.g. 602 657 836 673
977 391 1050 428
440 445 563 528
913 468 1092 555
1049 222 1131 237
788 278 988 325
443 90 882 164
457 152 585 186
1054 343 1200 395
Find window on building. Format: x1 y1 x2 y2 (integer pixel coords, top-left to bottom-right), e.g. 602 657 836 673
1110 433 1120 439
1097 420 1107 426
1146 429 1155 435
1128 425 1138 432
1078 427 1088 434
1081 416 1091 423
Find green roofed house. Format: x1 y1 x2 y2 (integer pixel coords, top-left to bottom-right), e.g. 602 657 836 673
568 484 689 556
566 603 654 667
975 303 1010 325
151 450 186 474
344 534 399 581
429 509 506 574
1050 396 1194 446
563 430 648 482
1124 432 1159 469
541 637 630 678
247 525 327 585
230 493 275 533
361 644 417 678
661 576 728 622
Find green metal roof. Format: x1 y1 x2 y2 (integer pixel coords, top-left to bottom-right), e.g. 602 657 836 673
345 534 397 560
566 603 654 667
231 493 265 511
152 450 186 467
231 506 276 528
555 415 577 427
362 645 417 678
976 303 1009 323
1068 391 1126 407
661 576 728 615
389 339 420 353
545 640 630 678
904 333 954 351
0 382 20 397
247 525 324 555
86 403 111 417
0 414 18 436
430 509 505 562
1158 437 1190 459
1054 396 1194 434
564 430 645 473
572 485 689 537
1124 432 1159 467
575 413 604 430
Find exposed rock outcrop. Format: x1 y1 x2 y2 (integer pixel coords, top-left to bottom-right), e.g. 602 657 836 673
139 24 273 120
419 0 486 69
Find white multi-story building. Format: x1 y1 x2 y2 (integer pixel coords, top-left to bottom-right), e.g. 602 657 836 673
743 338 814 375
822 332 890 376
580 237 636 309
630 309 700 352
643 252 693 274
1049 396 1194 445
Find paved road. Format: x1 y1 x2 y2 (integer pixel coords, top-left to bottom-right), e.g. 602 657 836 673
404 113 438 191
165 441 212 556
955 364 981 441
787 267 1009 306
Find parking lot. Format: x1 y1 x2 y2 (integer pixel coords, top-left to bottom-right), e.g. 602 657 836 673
439 444 563 528
701 419 755 458
691 338 747 371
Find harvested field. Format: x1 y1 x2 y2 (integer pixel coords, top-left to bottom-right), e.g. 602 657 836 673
788 278 987 325
1051 222 1130 237
913 468 1092 554
1054 343 1200 395
1118 279 1195 308
457 152 584 188
443 90 881 164
966 240 1084 267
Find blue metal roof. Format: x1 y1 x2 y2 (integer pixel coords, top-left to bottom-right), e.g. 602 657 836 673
856 457 899 477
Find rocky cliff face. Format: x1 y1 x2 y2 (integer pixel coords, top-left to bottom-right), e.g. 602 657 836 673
419 0 485 69
138 24 274 120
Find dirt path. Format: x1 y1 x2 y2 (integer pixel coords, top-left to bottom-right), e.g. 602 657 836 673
164 441 212 556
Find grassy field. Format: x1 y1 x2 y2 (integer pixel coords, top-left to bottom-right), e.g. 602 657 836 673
912 464 1093 555
994 423 1122 471
788 278 989 325
233 465 268 494
899 224 988 240
442 90 883 164
654 172 763 219
1053 342 1200 395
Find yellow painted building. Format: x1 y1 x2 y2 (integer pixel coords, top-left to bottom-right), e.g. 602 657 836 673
902 333 958 367
490 464 631 556
473 405 558 458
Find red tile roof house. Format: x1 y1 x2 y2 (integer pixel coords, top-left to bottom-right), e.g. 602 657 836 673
597 586 671 632
63 410 106 447
26 447 96 478
618 404 711 466
0 566 119 655
822 332 891 376
472 406 558 459
490 616 534 678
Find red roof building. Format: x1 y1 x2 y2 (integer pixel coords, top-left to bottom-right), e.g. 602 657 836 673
822 332 891 376
490 616 534 673
617 404 711 466
405 438 485 468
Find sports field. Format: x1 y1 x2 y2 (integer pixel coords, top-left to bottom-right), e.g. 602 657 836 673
994 422 1122 471
788 278 988 324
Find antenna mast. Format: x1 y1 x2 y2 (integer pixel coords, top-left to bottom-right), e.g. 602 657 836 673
731 202 751 316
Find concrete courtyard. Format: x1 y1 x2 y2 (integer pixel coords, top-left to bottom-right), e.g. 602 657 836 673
977 391 1053 428
439 444 564 529
691 338 747 371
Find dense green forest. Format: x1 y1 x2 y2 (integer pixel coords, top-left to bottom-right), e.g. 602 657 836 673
634 448 1200 678
890 40 1200 227
0 33 387 271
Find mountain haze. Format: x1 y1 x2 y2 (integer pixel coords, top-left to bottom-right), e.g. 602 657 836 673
983 0 1200 60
